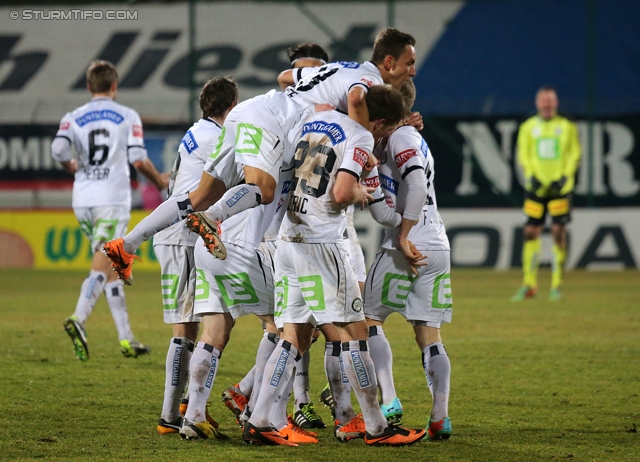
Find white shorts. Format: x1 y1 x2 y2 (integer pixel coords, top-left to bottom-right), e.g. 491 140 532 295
346 225 366 283
259 240 277 270
363 249 453 327
74 206 129 253
274 240 364 328
154 244 201 324
193 239 274 319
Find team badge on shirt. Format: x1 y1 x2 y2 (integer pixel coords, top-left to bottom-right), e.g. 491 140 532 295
353 147 369 167
394 148 417 168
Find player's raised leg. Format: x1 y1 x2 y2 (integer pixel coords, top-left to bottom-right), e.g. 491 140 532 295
104 173 227 284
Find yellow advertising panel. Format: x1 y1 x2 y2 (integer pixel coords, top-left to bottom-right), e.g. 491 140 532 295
0 210 160 270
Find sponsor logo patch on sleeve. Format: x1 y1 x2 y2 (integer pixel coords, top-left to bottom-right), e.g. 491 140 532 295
360 77 373 87
59 121 70 131
353 147 369 167
363 175 380 188
132 125 143 137
394 148 417 168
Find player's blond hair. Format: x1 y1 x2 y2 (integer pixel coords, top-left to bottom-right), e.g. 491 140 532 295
86 60 118 94
399 79 417 116
371 28 416 64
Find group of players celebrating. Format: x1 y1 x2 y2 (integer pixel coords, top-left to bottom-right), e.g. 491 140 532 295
57 26 453 447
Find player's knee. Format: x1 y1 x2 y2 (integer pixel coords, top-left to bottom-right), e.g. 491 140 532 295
523 225 540 241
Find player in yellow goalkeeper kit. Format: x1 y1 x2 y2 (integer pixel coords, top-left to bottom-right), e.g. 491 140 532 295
512 87 581 302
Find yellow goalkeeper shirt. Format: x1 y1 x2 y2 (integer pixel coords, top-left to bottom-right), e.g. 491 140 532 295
516 114 581 197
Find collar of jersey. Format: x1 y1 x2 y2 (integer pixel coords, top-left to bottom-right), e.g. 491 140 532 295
203 117 222 129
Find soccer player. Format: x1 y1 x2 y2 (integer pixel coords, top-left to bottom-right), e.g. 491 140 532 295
103 27 417 284
178 152 319 442
242 85 426 447
264 41 331 431
364 80 453 440
154 77 238 435
51 60 167 361
511 87 581 302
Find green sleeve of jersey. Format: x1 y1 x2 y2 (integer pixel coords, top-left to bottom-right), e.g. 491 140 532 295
516 120 534 180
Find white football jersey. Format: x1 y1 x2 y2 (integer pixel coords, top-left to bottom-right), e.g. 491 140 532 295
154 118 223 246
54 97 147 209
258 61 384 138
378 126 449 250
279 111 373 243
287 61 384 113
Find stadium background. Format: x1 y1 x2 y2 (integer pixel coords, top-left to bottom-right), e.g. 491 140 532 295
0 0 638 272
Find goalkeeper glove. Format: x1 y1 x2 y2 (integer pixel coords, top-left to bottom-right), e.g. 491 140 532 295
549 175 568 195
527 175 542 192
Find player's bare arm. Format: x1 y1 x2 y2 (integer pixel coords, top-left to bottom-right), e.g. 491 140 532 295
277 69 294 89
347 86 370 129
331 171 374 209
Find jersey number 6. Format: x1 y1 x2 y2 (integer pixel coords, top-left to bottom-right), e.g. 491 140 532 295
88 129 110 166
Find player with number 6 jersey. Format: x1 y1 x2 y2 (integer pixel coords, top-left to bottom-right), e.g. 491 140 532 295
55 88 147 210
51 60 167 361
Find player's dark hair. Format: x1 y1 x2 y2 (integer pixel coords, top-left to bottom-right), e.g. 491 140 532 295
399 79 417 115
200 76 238 119
371 28 416 64
287 43 329 67
366 85 405 127
86 60 118 94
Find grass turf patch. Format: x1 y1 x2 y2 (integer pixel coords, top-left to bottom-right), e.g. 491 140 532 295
0 268 638 461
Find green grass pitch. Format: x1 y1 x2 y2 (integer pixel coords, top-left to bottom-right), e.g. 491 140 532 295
0 268 638 461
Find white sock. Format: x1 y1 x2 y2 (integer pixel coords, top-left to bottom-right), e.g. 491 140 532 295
248 340 300 428
123 192 193 254
202 184 261 223
341 340 387 436
184 342 222 423
104 280 133 341
293 349 311 409
161 337 194 422
325 341 354 424
368 325 397 405
73 270 107 324
238 365 256 397
271 372 295 431
423 342 450 421
246 332 279 415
